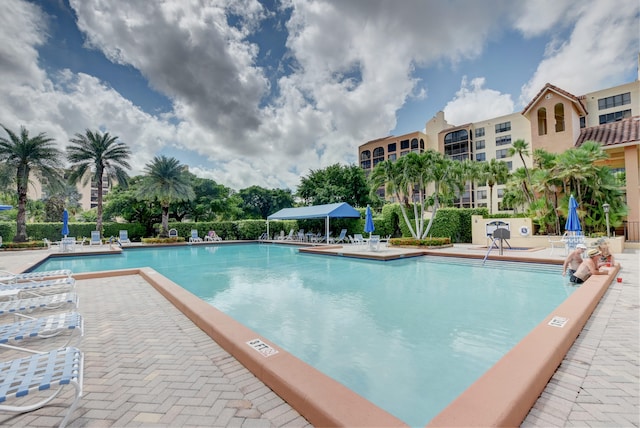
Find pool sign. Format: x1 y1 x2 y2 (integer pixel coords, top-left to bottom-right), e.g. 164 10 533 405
548 316 568 328
246 339 279 357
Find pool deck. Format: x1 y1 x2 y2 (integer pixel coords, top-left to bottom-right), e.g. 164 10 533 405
0 242 637 427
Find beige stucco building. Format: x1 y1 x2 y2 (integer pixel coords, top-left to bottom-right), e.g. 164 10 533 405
359 79 640 241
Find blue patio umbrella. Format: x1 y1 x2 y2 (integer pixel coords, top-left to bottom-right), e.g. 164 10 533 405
0 205 12 210
364 205 375 238
564 194 581 233
62 209 70 237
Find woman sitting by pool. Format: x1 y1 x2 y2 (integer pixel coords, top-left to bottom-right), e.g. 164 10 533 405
595 238 615 267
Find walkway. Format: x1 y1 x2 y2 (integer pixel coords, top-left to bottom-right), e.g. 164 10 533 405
0 244 637 427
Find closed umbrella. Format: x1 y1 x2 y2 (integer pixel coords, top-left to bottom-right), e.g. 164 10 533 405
62 209 70 238
564 195 581 234
364 205 375 238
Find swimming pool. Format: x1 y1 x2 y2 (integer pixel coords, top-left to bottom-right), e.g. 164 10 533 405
35 244 573 426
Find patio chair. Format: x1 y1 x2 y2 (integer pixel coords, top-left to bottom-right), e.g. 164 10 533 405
189 230 203 243
0 346 84 428
0 269 73 284
0 312 83 354
89 231 102 246
368 235 381 251
0 292 78 318
118 230 131 244
257 232 268 240
352 234 365 246
204 231 222 241
60 237 76 253
548 232 568 255
0 277 75 300
330 229 348 244
284 229 295 240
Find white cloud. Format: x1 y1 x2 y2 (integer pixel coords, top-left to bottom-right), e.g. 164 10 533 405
1 0 637 193
443 77 515 125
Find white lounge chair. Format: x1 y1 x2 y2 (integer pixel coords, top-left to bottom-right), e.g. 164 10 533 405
204 231 222 242
0 312 83 353
368 235 381 251
330 229 348 244
89 231 102 246
118 230 131 244
189 229 203 243
0 270 72 284
284 229 295 240
0 277 75 300
351 234 365 246
60 237 76 253
0 346 84 428
0 292 78 318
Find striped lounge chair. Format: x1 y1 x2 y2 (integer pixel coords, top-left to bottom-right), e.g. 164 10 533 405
0 269 73 284
0 293 78 318
0 312 83 353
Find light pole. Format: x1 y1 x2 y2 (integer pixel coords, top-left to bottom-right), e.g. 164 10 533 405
603 203 610 238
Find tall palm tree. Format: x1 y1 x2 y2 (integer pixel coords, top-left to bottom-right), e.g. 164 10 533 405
137 156 195 237
480 158 510 214
0 125 63 242
507 139 533 203
67 129 132 234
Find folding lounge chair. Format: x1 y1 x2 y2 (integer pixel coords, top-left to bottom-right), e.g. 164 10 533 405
118 230 131 244
330 229 348 244
0 312 83 354
0 270 72 284
189 230 203 243
89 231 102 246
0 278 76 300
0 346 84 428
352 234 365 246
0 292 78 318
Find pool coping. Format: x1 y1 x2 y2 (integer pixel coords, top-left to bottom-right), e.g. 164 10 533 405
26 245 621 427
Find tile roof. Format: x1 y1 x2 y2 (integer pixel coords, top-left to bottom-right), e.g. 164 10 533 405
521 83 588 117
576 116 640 147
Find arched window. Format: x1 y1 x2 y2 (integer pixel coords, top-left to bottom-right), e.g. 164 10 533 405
537 108 547 135
554 103 565 132
373 147 385 166
360 150 371 169
410 138 420 152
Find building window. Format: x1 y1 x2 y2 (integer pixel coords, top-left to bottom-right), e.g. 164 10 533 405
554 103 565 132
599 109 632 124
388 143 396 152
496 149 509 159
444 129 471 160
411 138 421 153
495 121 511 133
476 152 486 161
496 135 511 146
598 92 631 110
360 150 371 169
475 127 485 137
400 150 409 156
505 161 512 170
388 153 396 161
497 188 505 198
580 117 586 128
476 140 485 150
477 190 487 200
373 147 385 166
400 139 410 150
537 108 547 135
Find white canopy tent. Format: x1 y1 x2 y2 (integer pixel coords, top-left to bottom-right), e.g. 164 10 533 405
267 202 361 242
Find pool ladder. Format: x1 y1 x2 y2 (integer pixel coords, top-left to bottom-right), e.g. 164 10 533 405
482 236 512 264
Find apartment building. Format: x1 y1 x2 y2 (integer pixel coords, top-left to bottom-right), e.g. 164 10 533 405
27 172 112 212
359 79 640 239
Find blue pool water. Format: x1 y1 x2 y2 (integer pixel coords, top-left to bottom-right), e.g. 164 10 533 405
35 244 573 426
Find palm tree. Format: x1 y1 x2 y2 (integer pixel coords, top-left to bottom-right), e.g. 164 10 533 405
137 156 195 237
480 158 510 214
0 125 63 242
507 139 533 203
67 129 132 234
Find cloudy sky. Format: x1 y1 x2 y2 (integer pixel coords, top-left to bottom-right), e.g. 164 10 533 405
1 0 638 192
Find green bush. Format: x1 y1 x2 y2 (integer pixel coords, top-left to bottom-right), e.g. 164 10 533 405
0 222 16 242
389 237 451 247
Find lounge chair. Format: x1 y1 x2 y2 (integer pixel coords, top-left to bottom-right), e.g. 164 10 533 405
60 237 76 253
284 229 295 240
330 229 348 244
189 230 203 243
0 312 83 353
368 235 381 251
0 292 78 318
118 230 131 244
352 234 365 246
89 231 102 246
0 346 84 428
204 231 222 242
0 277 75 300
257 232 268 240
0 269 73 284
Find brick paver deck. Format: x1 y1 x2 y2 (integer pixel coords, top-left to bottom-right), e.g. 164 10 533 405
0 245 637 427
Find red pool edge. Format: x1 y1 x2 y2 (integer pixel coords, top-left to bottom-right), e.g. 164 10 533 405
71 260 620 428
